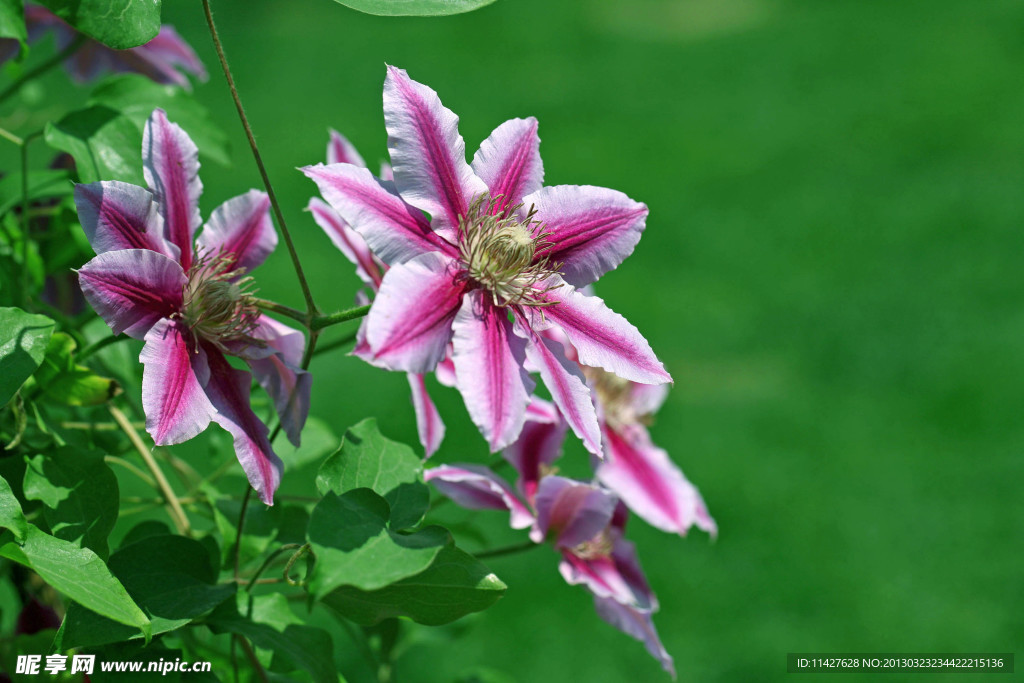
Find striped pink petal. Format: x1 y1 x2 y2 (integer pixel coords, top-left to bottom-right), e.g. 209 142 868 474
196 190 275 274
424 464 534 529
307 197 383 289
140 318 215 445
452 291 534 452
327 129 367 167
134 26 208 86
526 185 647 288
203 346 283 506
363 252 464 373
408 373 445 458
503 397 568 503
383 65 487 240
74 181 177 259
532 476 617 547
248 317 311 449
471 117 543 214
142 109 202 269
77 249 186 339
303 162 457 265
592 598 675 678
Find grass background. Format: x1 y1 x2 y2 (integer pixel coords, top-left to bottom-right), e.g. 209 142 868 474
12 0 1024 679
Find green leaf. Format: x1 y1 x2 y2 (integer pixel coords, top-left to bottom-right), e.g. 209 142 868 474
0 0 26 61
22 446 119 556
330 0 496 17
56 534 235 649
306 489 448 597
36 0 161 49
0 307 55 406
207 593 342 683
45 105 143 184
0 473 27 542
26 332 121 405
90 74 231 166
0 525 150 637
316 418 429 530
275 416 340 470
321 545 506 626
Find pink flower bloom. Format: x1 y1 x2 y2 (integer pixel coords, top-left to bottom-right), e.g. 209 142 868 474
75 109 310 505
304 66 670 455
0 4 206 89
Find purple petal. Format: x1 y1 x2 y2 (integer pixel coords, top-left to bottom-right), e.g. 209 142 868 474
471 117 543 214
303 163 457 265
593 598 675 678
77 249 186 339
327 129 367 167
195 190 275 274
424 464 534 529
526 185 647 288
74 181 177 259
362 252 464 373
517 320 602 456
538 282 671 385
140 319 215 445
247 317 311 449
383 65 487 239
307 197 383 289
628 382 669 419
135 26 208 83
408 373 445 458
434 356 456 387
203 347 283 506
559 532 655 610
532 476 617 547
452 292 534 452
142 109 203 269
503 397 568 503
598 424 716 537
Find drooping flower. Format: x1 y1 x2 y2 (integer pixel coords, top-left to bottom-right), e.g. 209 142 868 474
0 5 206 89
74 109 310 504
307 130 446 457
304 66 670 456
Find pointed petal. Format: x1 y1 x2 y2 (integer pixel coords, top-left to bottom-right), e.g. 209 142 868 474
518 319 602 456
452 292 533 452
196 190 276 274
383 65 487 238
593 598 675 678
471 117 543 213
137 26 208 82
598 424 716 537
434 355 456 387
424 464 534 529
559 532 655 610
408 373 445 458
327 129 366 167
77 249 186 339
74 181 177 259
525 185 647 287
247 317 311 448
363 252 464 373
537 282 671 385
532 476 617 547
307 197 383 288
303 163 456 265
142 109 202 268
203 347 283 505
503 397 568 503
140 319 215 445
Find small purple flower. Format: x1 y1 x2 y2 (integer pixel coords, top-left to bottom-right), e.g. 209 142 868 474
74 109 310 505
304 66 670 456
0 4 206 89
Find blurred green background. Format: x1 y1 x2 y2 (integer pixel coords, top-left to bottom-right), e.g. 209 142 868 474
13 0 1024 679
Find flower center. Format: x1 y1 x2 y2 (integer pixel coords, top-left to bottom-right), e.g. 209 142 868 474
586 367 641 428
571 530 614 560
179 252 262 351
458 194 562 308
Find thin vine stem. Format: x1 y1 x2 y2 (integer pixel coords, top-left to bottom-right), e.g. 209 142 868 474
0 35 87 106
200 0 317 320
78 334 130 361
312 304 372 331
313 328 360 357
232 487 252 581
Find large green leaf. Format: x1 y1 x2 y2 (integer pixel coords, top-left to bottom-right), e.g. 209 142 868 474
316 418 429 530
36 0 161 49
22 446 119 556
0 473 27 542
0 307 55 406
306 489 448 597
45 105 143 184
55 534 234 649
0 525 149 637
207 593 342 683
330 0 496 17
322 545 506 626
0 0 26 58
25 332 121 406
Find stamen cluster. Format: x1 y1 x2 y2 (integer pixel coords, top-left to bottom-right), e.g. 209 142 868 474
179 251 262 352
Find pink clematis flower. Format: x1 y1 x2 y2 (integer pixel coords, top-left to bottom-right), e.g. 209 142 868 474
0 4 206 89
307 130 446 457
74 109 310 505
304 66 670 455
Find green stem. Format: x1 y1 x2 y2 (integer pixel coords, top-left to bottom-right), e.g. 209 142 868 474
232 487 252 580
0 36 87 106
313 328 360 357
254 298 306 325
78 334 130 361
475 540 538 559
312 304 371 331
244 543 303 593
200 0 318 320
